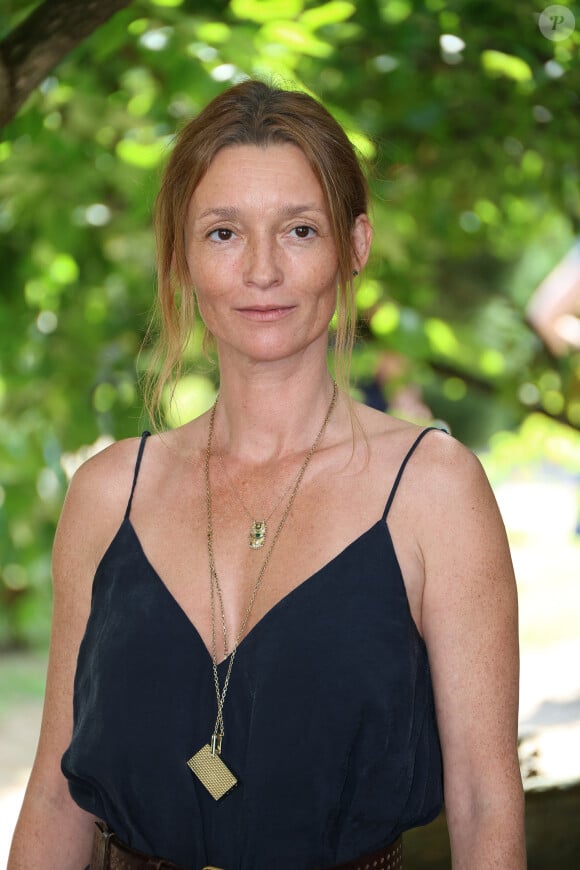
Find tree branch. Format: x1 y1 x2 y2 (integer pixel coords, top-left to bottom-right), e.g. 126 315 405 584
0 0 133 131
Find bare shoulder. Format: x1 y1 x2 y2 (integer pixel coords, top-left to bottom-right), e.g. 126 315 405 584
391 423 512 589
351 401 496 526
62 435 144 519
362 404 490 504
53 436 145 579
408 426 497 518
54 420 209 573
410 424 488 487
352 401 469 470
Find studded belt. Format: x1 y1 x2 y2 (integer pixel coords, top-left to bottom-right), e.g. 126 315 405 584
326 836 402 870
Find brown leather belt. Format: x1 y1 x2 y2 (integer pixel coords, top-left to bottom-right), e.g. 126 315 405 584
91 822 185 869
90 821 403 870
324 835 402 869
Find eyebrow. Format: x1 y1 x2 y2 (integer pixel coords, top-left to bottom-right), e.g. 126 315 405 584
195 204 326 221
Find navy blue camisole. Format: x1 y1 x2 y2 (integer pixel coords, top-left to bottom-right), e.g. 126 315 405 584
62 428 443 869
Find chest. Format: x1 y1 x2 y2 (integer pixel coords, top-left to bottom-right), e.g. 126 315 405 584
126 446 424 660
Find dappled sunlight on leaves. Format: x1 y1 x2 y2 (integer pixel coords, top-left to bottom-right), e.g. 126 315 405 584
163 375 216 428
0 0 579 647
231 0 304 24
481 50 534 83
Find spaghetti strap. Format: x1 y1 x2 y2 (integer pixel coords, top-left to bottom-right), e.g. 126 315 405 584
382 427 443 520
124 432 151 520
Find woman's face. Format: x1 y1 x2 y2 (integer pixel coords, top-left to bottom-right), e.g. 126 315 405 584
184 143 362 369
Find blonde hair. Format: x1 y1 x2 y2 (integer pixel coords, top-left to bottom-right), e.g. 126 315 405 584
144 79 369 426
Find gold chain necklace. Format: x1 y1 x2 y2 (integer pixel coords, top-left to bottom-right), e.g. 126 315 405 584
216 445 305 550
187 382 338 800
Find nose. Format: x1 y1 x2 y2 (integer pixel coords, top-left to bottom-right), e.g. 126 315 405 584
243 233 282 289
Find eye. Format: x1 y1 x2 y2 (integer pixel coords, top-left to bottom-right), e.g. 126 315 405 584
291 225 315 239
208 228 234 241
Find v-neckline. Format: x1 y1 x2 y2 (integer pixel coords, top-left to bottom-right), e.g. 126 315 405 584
117 516 392 666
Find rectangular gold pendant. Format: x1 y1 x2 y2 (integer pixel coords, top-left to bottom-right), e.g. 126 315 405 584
187 744 238 801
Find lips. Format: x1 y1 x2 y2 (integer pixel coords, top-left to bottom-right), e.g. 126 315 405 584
235 305 296 322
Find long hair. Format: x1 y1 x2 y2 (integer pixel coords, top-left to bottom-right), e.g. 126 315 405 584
144 79 369 425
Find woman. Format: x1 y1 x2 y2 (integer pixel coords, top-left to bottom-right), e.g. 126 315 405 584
9 80 525 869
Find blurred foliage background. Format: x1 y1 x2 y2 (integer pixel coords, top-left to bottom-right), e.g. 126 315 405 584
0 0 579 647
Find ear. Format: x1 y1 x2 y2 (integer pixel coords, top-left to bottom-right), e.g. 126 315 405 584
351 213 373 273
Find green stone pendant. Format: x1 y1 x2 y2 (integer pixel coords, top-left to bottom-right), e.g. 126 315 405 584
249 520 266 549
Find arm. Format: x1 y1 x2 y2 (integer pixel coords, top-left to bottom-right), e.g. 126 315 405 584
8 441 135 869
419 439 525 868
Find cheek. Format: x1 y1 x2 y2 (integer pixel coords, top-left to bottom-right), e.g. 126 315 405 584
313 261 340 302
310 274 339 329
193 290 222 338
193 286 222 327
191 268 238 335
189 257 233 302
187 248 239 297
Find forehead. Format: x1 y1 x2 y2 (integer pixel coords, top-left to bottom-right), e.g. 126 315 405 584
189 143 326 209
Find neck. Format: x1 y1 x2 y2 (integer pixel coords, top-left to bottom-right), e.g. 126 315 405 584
213 360 339 463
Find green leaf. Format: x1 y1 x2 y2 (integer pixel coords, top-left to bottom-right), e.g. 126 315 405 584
424 318 460 356
379 0 413 24
259 21 333 57
116 138 168 169
49 254 79 285
370 303 400 335
479 348 505 377
481 50 533 82
230 0 304 24
356 279 382 311
346 129 376 160
196 22 232 44
300 1 356 30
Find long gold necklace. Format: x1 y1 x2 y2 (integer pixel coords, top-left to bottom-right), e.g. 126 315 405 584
216 445 306 550
187 382 338 800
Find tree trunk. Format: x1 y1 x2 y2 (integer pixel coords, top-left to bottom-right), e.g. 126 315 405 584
0 0 133 130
